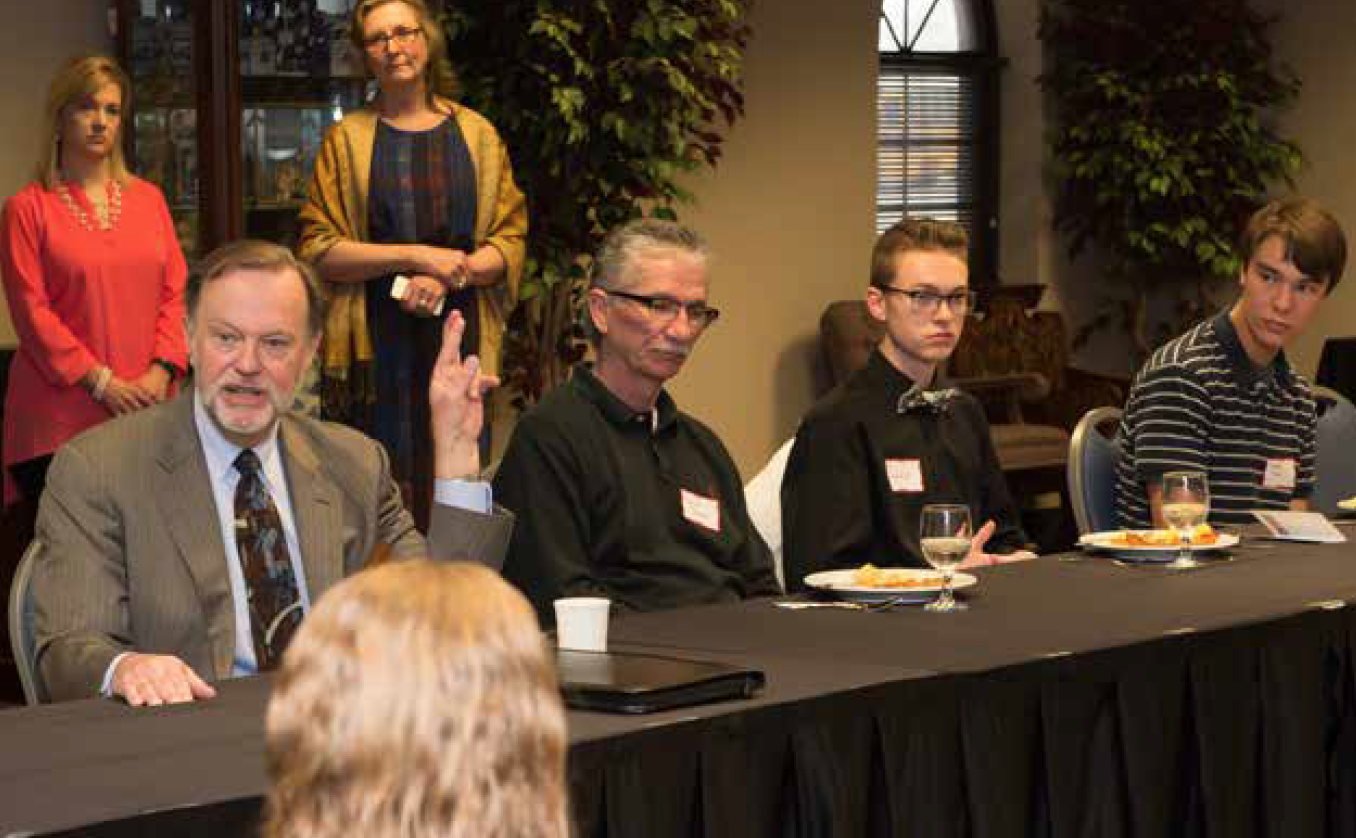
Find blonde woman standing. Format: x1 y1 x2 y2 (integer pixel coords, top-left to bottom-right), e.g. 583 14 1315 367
263 560 568 838
298 0 526 530
1 55 186 506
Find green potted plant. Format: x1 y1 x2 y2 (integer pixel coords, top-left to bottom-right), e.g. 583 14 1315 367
1039 0 1302 358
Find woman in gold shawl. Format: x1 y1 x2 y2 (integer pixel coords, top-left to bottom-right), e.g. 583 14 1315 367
297 0 525 528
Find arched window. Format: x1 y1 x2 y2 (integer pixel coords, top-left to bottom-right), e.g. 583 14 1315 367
878 0 1002 284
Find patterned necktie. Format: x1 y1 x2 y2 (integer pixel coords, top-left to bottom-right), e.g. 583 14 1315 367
233 449 301 671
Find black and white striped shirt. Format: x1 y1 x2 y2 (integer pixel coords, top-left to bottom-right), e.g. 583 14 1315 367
1114 312 1317 528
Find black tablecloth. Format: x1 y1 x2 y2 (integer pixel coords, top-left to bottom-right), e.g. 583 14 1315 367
5 539 1356 837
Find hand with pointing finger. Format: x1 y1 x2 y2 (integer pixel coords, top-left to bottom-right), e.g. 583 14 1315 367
429 310 499 480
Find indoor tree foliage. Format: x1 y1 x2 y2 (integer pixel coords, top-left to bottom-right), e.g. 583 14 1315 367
1039 0 1301 358
440 0 750 406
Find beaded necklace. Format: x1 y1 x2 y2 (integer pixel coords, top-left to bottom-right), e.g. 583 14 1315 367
56 179 122 232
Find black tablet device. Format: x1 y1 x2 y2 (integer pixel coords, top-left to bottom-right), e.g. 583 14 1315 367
557 649 766 714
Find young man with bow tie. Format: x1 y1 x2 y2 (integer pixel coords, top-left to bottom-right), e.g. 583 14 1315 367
782 219 1035 590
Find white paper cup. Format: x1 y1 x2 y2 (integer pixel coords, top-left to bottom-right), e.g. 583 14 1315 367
554 597 611 652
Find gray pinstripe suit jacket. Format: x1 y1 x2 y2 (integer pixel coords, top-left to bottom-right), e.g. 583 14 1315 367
31 390 513 702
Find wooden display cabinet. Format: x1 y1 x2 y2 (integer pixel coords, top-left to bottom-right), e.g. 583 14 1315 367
114 0 367 260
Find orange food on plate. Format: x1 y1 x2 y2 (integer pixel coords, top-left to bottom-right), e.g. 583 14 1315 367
1111 524 1216 546
853 563 935 588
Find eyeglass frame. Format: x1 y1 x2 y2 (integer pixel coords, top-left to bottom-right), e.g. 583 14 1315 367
874 284 977 315
362 25 424 53
601 289 722 329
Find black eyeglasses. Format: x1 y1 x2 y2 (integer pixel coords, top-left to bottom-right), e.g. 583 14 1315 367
876 286 977 314
604 289 721 329
363 25 423 52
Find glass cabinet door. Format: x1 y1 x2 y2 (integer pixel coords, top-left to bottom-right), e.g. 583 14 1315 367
240 0 366 248
122 0 201 258
118 0 368 257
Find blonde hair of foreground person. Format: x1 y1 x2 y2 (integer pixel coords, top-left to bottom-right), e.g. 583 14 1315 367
263 560 568 838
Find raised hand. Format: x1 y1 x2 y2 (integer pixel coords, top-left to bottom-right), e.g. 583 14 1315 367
429 311 499 479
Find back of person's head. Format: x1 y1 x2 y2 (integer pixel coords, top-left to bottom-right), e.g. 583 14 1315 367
869 218 969 288
186 239 328 337
38 54 132 188
1240 197 1347 293
263 560 568 838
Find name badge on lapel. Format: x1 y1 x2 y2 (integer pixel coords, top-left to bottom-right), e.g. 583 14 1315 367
886 459 924 493
1262 458 1297 490
681 488 721 533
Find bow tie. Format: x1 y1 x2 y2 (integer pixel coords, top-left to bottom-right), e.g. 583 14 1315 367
896 384 958 415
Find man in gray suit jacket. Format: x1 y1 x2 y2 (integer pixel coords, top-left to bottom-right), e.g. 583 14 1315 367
32 240 511 704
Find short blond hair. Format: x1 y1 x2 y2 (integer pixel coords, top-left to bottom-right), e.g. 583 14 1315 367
38 55 132 189
263 560 568 838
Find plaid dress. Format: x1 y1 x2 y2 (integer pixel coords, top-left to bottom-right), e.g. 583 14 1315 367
360 116 479 530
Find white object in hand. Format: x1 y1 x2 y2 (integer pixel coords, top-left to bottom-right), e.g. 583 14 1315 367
554 597 611 652
390 274 446 315
921 536 971 571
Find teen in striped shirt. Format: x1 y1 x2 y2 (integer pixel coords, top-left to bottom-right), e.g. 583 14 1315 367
1115 198 1347 528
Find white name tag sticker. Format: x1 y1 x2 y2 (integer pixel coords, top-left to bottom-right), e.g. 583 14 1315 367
1262 458 1297 490
886 458 924 493
681 489 721 533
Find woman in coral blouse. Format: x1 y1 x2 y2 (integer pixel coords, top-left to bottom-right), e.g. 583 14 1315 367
1 55 187 505
298 0 525 530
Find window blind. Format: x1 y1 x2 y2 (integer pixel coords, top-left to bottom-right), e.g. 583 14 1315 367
876 60 979 236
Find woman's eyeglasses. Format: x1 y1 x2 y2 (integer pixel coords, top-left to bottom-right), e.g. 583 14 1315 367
363 26 423 53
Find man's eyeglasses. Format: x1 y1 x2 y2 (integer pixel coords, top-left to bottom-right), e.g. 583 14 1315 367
363 26 423 53
604 289 721 329
876 286 977 315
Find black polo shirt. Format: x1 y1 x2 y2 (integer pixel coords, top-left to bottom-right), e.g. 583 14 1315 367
1114 311 1317 527
781 349 1029 590
495 366 780 623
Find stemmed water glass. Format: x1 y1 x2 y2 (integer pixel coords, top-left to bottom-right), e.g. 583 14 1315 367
1161 470 1210 569
920 504 972 612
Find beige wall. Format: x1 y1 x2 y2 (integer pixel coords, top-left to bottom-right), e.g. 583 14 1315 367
669 0 878 474
0 1 112 346
1260 0 1356 379
675 0 1057 472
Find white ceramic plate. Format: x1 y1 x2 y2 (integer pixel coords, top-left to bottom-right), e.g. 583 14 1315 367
803 568 978 604
1078 530 1239 562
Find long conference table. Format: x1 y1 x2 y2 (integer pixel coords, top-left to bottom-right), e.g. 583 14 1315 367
6 536 1356 837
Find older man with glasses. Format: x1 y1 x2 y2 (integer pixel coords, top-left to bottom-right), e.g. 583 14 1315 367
494 219 780 622
781 218 1035 591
